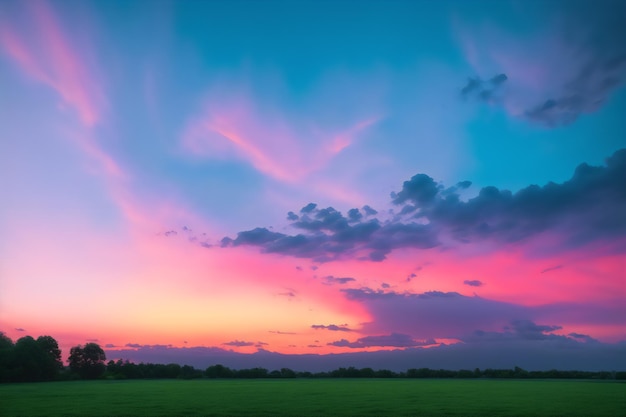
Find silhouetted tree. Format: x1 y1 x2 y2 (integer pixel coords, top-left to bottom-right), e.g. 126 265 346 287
0 333 14 382
179 364 202 379
69 343 106 379
206 364 234 378
36 336 63 380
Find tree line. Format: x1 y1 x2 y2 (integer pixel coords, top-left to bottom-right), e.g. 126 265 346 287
1 333 624 382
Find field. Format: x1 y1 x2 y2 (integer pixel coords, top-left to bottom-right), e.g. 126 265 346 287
1 379 624 416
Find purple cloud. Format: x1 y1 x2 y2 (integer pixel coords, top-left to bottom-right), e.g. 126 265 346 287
311 324 353 332
223 340 255 347
328 333 435 348
541 265 563 274
461 1 626 127
341 288 528 339
222 149 626 261
324 276 356 285
463 280 483 287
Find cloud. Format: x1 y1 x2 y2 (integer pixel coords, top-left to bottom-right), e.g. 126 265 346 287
541 265 563 274
223 340 255 347
0 0 104 126
465 320 574 344
311 324 353 332
269 330 297 335
324 276 356 285
463 280 483 287
14 328 25 332
568 333 598 343
328 333 434 348
458 1 626 126
507 320 562 340
341 288 528 340
222 149 626 261
180 84 379 183
460 73 508 103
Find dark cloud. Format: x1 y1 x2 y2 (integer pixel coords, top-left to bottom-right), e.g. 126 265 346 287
163 230 177 237
287 211 299 221
341 288 528 339
523 52 626 126
362 205 378 216
508 320 562 340
125 343 143 348
328 333 434 348
311 324 353 332
464 320 580 345
391 173 442 206
464 1 626 127
347 208 363 222
568 333 598 343
463 280 483 287
381 283 390 289
541 265 563 274
222 149 626 261
223 340 255 347
460 73 508 103
300 203 317 213
324 276 356 285
14 328 25 332
104 344 116 348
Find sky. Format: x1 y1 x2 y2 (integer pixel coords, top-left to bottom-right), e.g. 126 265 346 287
1 0 625 371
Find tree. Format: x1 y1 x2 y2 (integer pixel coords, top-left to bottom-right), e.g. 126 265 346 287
36 336 63 380
69 343 106 379
0 333 14 382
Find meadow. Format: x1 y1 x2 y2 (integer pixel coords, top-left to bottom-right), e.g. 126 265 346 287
1 378 624 416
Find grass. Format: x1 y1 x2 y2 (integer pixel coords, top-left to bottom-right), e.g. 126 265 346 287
1 378 624 416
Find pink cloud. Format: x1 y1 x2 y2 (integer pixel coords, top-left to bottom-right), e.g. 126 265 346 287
0 1 104 126
181 89 380 183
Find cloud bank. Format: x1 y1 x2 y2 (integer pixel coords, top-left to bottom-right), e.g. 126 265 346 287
459 0 626 126
222 149 626 261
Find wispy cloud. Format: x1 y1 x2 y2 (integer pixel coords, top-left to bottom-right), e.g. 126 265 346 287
457 0 626 126
0 0 104 126
181 85 379 183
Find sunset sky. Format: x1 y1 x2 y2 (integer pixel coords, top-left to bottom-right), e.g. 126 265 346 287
1 0 625 371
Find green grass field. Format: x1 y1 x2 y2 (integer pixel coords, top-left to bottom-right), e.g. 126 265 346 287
1 379 624 416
